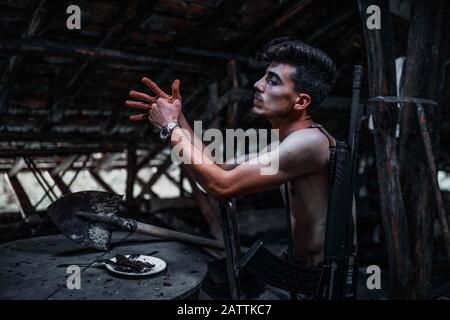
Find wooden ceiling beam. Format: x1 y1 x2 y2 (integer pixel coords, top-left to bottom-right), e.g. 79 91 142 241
0 38 209 74
50 154 78 175
7 157 26 177
88 169 115 194
4 173 34 218
243 0 314 49
0 0 50 114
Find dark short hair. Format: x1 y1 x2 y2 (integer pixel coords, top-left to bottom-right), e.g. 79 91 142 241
261 37 337 113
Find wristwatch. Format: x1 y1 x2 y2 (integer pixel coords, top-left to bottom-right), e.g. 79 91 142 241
159 121 179 143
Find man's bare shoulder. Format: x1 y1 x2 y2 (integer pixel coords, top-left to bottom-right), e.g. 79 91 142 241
281 128 330 151
278 128 330 168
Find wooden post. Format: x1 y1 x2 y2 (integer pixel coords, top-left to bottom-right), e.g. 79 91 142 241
135 176 159 199
4 173 34 218
0 39 207 74
49 173 71 195
126 143 136 210
186 174 222 241
138 157 172 199
163 172 181 189
227 60 240 127
398 0 450 299
415 104 450 265
178 167 185 197
358 0 412 299
51 155 78 176
8 158 25 177
89 169 115 194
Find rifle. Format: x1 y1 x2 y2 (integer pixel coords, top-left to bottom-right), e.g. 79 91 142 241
319 65 363 299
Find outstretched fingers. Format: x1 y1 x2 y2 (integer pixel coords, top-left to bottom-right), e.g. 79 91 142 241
171 79 181 101
125 100 150 110
129 113 149 121
129 90 156 103
142 77 169 98
128 77 181 122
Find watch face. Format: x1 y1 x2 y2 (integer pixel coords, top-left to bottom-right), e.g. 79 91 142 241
160 127 169 140
160 122 178 142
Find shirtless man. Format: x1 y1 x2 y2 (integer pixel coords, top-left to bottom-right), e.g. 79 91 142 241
126 38 337 268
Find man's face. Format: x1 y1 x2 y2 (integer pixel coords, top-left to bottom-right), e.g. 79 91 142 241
252 62 299 118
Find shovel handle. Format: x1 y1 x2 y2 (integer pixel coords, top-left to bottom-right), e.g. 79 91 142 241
135 222 225 250
75 212 225 250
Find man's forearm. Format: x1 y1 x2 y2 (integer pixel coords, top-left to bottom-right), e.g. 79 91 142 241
170 126 229 198
178 113 235 171
179 114 258 170
178 113 200 147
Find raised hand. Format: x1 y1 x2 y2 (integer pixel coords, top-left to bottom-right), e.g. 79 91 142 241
146 97 182 130
125 77 181 121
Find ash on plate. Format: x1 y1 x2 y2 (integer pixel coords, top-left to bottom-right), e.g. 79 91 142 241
113 254 155 273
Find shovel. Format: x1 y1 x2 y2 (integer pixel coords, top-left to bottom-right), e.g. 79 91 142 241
47 190 224 251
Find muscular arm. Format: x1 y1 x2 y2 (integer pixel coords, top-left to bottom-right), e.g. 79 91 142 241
178 113 270 171
177 113 203 151
219 142 275 170
170 128 328 199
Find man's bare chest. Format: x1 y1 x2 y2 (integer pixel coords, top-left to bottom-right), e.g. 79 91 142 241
281 172 329 216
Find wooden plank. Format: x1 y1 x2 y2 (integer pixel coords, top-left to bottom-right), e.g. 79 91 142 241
306 9 356 42
202 88 253 123
88 170 115 194
8 157 25 177
358 0 412 299
4 173 34 218
126 144 137 207
43 0 142 126
178 167 186 197
163 171 182 188
50 155 78 175
0 39 209 74
0 146 124 157
0 0 48 113
226 59 240 126
147 198 197 214
398 0 450 299
49 173 71 195
174 46 255 64
137 157 173 199
135 176 159 199
93 153 123 171
0 132 133 144
244 0 314 49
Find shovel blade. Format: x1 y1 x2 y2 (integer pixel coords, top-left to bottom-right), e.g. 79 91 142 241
47 191 123 251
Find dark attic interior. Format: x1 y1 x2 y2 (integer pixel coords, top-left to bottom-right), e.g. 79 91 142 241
0 0 449 301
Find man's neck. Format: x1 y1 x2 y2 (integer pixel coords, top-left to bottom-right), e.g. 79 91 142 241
270 113 315 141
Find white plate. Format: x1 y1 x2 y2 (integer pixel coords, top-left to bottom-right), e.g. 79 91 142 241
106 254 167 277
